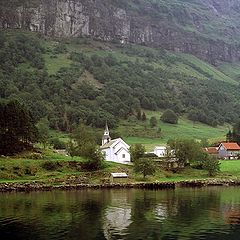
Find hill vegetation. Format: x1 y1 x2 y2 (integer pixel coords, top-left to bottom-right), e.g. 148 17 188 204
0 30 240 134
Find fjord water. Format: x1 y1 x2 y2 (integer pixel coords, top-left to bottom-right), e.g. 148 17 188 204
1 188 240 240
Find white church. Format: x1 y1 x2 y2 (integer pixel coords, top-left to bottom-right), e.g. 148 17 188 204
100 123 131 164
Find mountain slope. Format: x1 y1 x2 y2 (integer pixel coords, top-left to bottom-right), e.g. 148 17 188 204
1 0 240 64
0 30 240 132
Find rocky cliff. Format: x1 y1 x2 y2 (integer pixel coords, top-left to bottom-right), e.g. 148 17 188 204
1 0 240 64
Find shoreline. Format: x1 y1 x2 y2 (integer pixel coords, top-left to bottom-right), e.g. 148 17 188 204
1 179 240 192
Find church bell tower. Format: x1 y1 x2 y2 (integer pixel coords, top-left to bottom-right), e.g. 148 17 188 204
102 122 111 146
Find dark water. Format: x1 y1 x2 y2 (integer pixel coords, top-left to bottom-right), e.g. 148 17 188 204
1 187 240 240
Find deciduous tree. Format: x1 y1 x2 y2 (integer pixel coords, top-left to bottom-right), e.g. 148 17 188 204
161 109 178 124
130 144 146 162
134 158 155 179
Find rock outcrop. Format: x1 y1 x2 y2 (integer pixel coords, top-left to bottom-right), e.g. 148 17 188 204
1 0 240 64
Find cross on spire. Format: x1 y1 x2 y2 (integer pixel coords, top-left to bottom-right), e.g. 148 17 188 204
102 121 111 146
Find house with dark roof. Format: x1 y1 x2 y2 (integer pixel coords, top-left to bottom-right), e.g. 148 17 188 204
100 123 131 164
218 142 240 159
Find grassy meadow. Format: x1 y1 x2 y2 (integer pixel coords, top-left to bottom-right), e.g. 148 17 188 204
118 111 228 151
41 36 239 86
0 149 239 184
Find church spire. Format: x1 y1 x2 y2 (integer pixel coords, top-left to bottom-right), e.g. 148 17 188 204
102 122 111 146
105 121 109 133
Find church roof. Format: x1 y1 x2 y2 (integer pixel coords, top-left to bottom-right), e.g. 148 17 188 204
100 138 129 149
100 139 119 149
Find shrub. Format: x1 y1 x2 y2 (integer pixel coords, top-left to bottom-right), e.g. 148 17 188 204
41 161 62 171
28 152 43 159
12 166 25 176
161 109 178 124
18 152 43 159
0 172 15 180
25 165 38 175
53 43 67 54
202 156 220 177
68 161 82 171
49 137 66 149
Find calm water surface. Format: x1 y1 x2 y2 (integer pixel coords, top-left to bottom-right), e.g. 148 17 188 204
1 187 240 239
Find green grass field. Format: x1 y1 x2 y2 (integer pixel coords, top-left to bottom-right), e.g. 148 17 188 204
41 38 238 87
180 54 238 85
220 160 240 178
118 111 228 151
0 152 240 184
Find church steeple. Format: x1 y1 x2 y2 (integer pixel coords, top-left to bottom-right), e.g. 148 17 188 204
102 122 111 146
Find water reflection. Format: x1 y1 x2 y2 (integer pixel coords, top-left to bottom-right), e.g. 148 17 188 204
103 190 132 239
0 187 240 239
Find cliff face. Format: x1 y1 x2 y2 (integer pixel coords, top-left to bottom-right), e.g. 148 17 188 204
1 0 240 64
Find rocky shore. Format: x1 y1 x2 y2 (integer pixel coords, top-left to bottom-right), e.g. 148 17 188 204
1 179 240 192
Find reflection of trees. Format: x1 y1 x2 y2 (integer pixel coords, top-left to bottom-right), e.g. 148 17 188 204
1 188 240 239
125 188 225 240
0 191 109 240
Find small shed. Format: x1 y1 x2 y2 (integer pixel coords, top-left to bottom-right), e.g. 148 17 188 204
110 173 128 183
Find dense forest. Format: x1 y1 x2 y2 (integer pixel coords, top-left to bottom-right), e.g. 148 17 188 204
0 31 240 131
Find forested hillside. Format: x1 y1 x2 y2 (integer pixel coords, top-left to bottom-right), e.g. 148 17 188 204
0 30 240 131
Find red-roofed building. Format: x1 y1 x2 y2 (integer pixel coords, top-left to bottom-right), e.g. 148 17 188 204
218 142 240 159
204 147 218 156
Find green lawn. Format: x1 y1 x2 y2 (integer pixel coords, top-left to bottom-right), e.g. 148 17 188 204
220 160 240 177
118 111 228 151
0 151 240 184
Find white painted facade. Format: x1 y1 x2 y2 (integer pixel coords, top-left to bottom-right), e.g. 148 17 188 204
101 138 131 164
154 146 167 157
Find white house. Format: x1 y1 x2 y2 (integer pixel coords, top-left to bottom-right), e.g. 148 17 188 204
100 123 131 164
218 142 240 159
154 146 167 158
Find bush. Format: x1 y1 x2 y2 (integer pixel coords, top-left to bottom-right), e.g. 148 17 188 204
68 161 82 171
25 165 38 175
41 161 62 171
18 152 43 159
0 172 15 180
49 137 66 149
28 152 43 159
53 43 67 54
161 109 178 124
12 166 25 176
202 156 220 177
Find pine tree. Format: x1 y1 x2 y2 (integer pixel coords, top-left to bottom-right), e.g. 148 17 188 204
0 100 38 155
226 130 233 142
137 109 142 120
141 112 147 121
150 116 157 128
